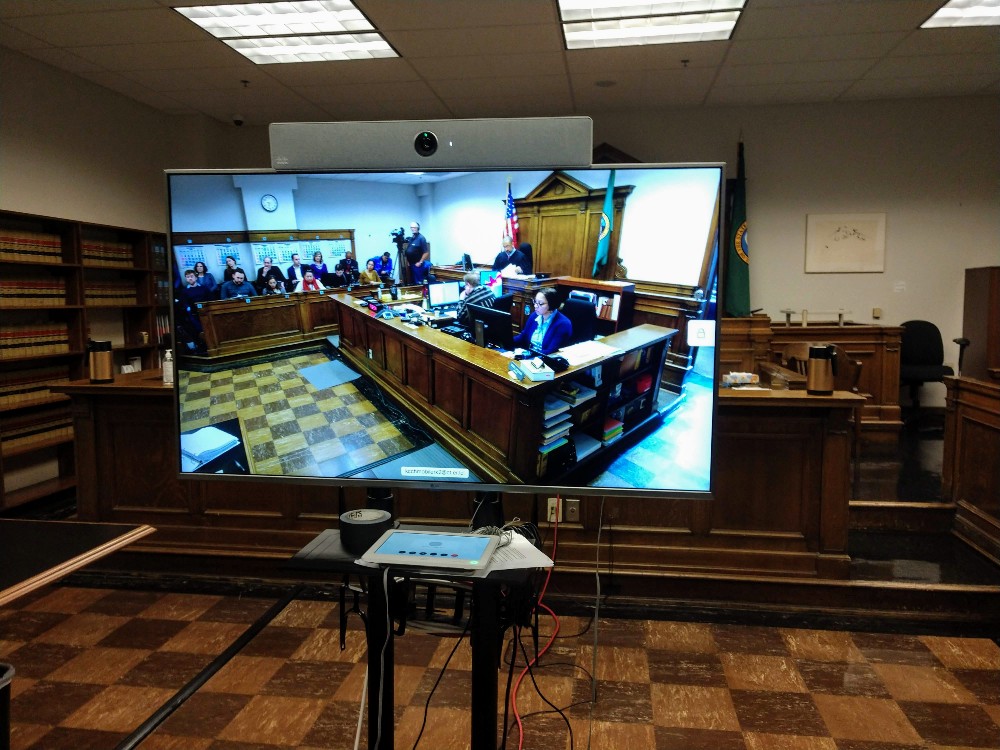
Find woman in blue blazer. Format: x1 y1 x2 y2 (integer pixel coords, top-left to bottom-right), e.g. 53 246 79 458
514 287 573 354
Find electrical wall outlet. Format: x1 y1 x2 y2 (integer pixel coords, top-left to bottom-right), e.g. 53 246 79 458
546 497 561 523
564 499 580 522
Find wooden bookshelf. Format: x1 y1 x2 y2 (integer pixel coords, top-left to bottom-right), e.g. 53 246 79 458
0 210 167 510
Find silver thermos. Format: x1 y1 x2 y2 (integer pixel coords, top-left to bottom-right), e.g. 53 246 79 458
806 344 837 395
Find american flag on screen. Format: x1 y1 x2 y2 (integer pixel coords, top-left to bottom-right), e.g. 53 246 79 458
504 182 519 245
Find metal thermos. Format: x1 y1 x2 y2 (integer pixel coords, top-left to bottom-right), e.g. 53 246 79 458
806 344 837 395
88 340 114 383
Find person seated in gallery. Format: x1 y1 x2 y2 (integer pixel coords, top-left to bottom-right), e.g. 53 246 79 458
516 242 534 275
286 253 306 285
310 251 328 278
372 251 394 281
173 292 206 354
293 269 325 293
222 255 241 282
261 276 285 295
513 287 572 355
325 263 352 288
456 271 497 328
341 250 360 277
193 261 218 295
219 269 257 299
180 269 213 305
492 235 527 274
255 256 286 292
358 259 381 285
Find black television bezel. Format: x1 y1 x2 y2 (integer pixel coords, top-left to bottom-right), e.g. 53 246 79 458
167 163 723 501
468 301 515 351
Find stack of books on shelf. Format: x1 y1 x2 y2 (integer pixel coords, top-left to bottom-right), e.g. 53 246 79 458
81 239 134 267
0 278 67 307
570 431 601 462
84 281 137 306
0 406 73 452
0 322 71 359
0 364 71 408
551 380 598 407
538 395 573 476
0 229 62 263
602 416 624 446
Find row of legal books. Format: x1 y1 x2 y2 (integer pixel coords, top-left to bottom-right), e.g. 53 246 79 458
0 323 71 359
0 364 71 408
81 239 134 267
84 281 137 306
0 278 68 306
0 229 63 263
0 405 73 452
151 242 168 271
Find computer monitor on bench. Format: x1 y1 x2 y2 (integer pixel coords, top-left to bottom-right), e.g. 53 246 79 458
469 303 514 351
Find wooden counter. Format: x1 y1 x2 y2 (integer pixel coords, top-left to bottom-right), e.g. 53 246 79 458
56 369 863 584
944 375 1000 563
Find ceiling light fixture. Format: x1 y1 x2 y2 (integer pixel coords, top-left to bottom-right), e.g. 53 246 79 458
174 0 396 63
558 0 745 48
922 0 1000 27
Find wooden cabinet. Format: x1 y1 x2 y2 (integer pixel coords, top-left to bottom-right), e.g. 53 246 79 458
962 266 1000 382
0 210 166 510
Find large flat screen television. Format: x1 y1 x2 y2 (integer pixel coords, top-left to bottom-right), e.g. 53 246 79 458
168 164 722 499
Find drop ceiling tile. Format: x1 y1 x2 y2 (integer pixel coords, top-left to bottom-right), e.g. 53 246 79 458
15 46 106 74
387 25 562 58
843 74 1000 100
896 26 1000 56
706 79 852 105
260 57 421 85
294 79 439 106
5 7 202 46
567 41 729 74
734 1 938 39
439 93 573 119
727 32 908 66
716 58 875 87
869 53 1000 79
121 66 270 92
66 40 245 71
0 23 50 50
408 51 566 81
428 73 568 99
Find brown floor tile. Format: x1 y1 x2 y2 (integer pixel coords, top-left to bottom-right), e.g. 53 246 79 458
23 587 108 615
118 650 213 688
0 638 24 657
712 624 791 656
650 683 740 730
898 701 1000 747
135 734 214 749
410 662 472 708
873 663 979 704
394 705 471 750
216 695 328 745
97 616 190 650
795 660 891 698
60 684 176 732
811 694 923 744
654 725 747 750
8 722 51 750
331 661 368 703
298 700 368 748
0 610 71 641
589 720 656 748
393 630 443 666
32 612 130 647
744 731 839 749
647 650 727 687
202 655 287 695
730 689 829 736
19 727 124 750
160 620 249 655
952 668 1000 704
292 626 365 662
137 593 222 621
4 642 85 679
572 678 653 723
45 646 150 685
919 636 1000 670
82 588 162 617
239 625 313 659
645 620 718 654
11 680 105 725
581 644 650 682
270 599 337 629
720 652 809 692
592 617 647 648
851 632 941 666
158 692 254 737
199 596 277 624
781 629 866 663
261 659 355 700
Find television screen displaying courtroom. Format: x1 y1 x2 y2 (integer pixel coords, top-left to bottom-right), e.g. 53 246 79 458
168 165 722 497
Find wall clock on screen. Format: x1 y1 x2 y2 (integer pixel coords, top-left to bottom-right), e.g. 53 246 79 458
261 194 278 212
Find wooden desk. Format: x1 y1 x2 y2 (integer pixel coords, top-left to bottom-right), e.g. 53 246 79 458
0 519 155 607
334 292 674 485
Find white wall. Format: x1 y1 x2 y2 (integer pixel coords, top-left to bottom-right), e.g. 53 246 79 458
3 47 997 405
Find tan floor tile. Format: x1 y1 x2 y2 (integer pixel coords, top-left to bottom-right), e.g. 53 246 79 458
9 722 51 750
61 684 176 732
651 683 741 730
720 653 808 692
137 593 222 621
781 629 866 663
9 677 36 699
33 613 130 647
646 620 717 653
984 703 1000 726
202 655 286 694
24 587 108 615
590 720 656 748
135 735 213 750
160 621 248 655
812 694 923 743
217 694 327 745
332 661 368 702
593 645 649 683
873 663 979 704
744 732 838 749
393 664 429 705
293 627 366 662
271 599 335 628
394 705 470 750
509 673 577 716
920 636 1000 670
0 638 24 657
46 647 150 685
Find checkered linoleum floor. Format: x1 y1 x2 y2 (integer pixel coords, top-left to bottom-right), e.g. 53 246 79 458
3 584 999 749
178 353 420 478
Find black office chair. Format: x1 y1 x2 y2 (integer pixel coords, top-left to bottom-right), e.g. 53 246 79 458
560 297 598 345
899 320 954 409
491 292 514 312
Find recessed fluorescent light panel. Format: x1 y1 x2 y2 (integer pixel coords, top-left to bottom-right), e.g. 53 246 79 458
558 0 746 48
174 1 396 63
922 0 1000 27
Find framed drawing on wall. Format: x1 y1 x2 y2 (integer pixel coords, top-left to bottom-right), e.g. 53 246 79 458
805 213 886 273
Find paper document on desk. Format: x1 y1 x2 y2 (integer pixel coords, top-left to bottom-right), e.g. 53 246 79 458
558 340 623 366
486 533 554 571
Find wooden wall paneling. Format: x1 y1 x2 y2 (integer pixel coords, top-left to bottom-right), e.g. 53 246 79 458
962 266 1000 382
402 339 432 404
430 356 465 429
